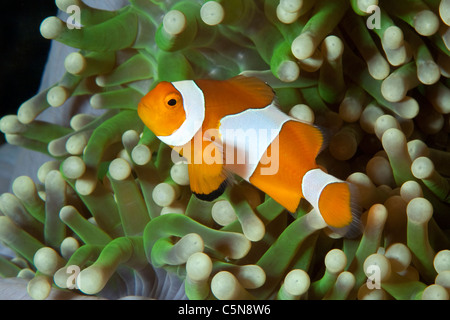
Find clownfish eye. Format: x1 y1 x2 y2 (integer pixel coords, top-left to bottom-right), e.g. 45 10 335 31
164 93 181 108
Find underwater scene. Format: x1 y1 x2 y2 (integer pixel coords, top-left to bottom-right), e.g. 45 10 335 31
0 0 449 301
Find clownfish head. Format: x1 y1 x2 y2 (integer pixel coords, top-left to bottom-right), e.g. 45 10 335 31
138 81 186 137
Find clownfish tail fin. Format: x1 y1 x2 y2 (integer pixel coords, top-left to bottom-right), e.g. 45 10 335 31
321 182 363 238
302 169 362 238
324 182 363 238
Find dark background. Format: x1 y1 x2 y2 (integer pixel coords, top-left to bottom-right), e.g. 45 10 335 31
0 1 57 119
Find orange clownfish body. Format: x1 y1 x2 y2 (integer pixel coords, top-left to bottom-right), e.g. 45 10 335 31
138 76 361 237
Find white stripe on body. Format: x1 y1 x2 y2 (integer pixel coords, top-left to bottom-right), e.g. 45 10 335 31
301 168 344 212
219 103 292 181
157 80 205 147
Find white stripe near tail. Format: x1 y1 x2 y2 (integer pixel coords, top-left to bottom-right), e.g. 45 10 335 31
301 168 362 237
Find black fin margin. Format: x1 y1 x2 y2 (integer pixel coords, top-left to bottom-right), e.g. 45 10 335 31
193 180 228 202
345 182 364 239
329 182 363 239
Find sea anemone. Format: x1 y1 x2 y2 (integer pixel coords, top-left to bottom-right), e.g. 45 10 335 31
0 0 449 300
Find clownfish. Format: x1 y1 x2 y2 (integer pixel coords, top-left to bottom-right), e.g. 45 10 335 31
138 75 361 237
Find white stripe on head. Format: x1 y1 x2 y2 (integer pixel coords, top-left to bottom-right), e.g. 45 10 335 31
301 168 343 210
157 80 205 147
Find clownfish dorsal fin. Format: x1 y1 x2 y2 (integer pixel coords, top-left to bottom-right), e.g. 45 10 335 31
285 120 325 161
226 75 275 108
